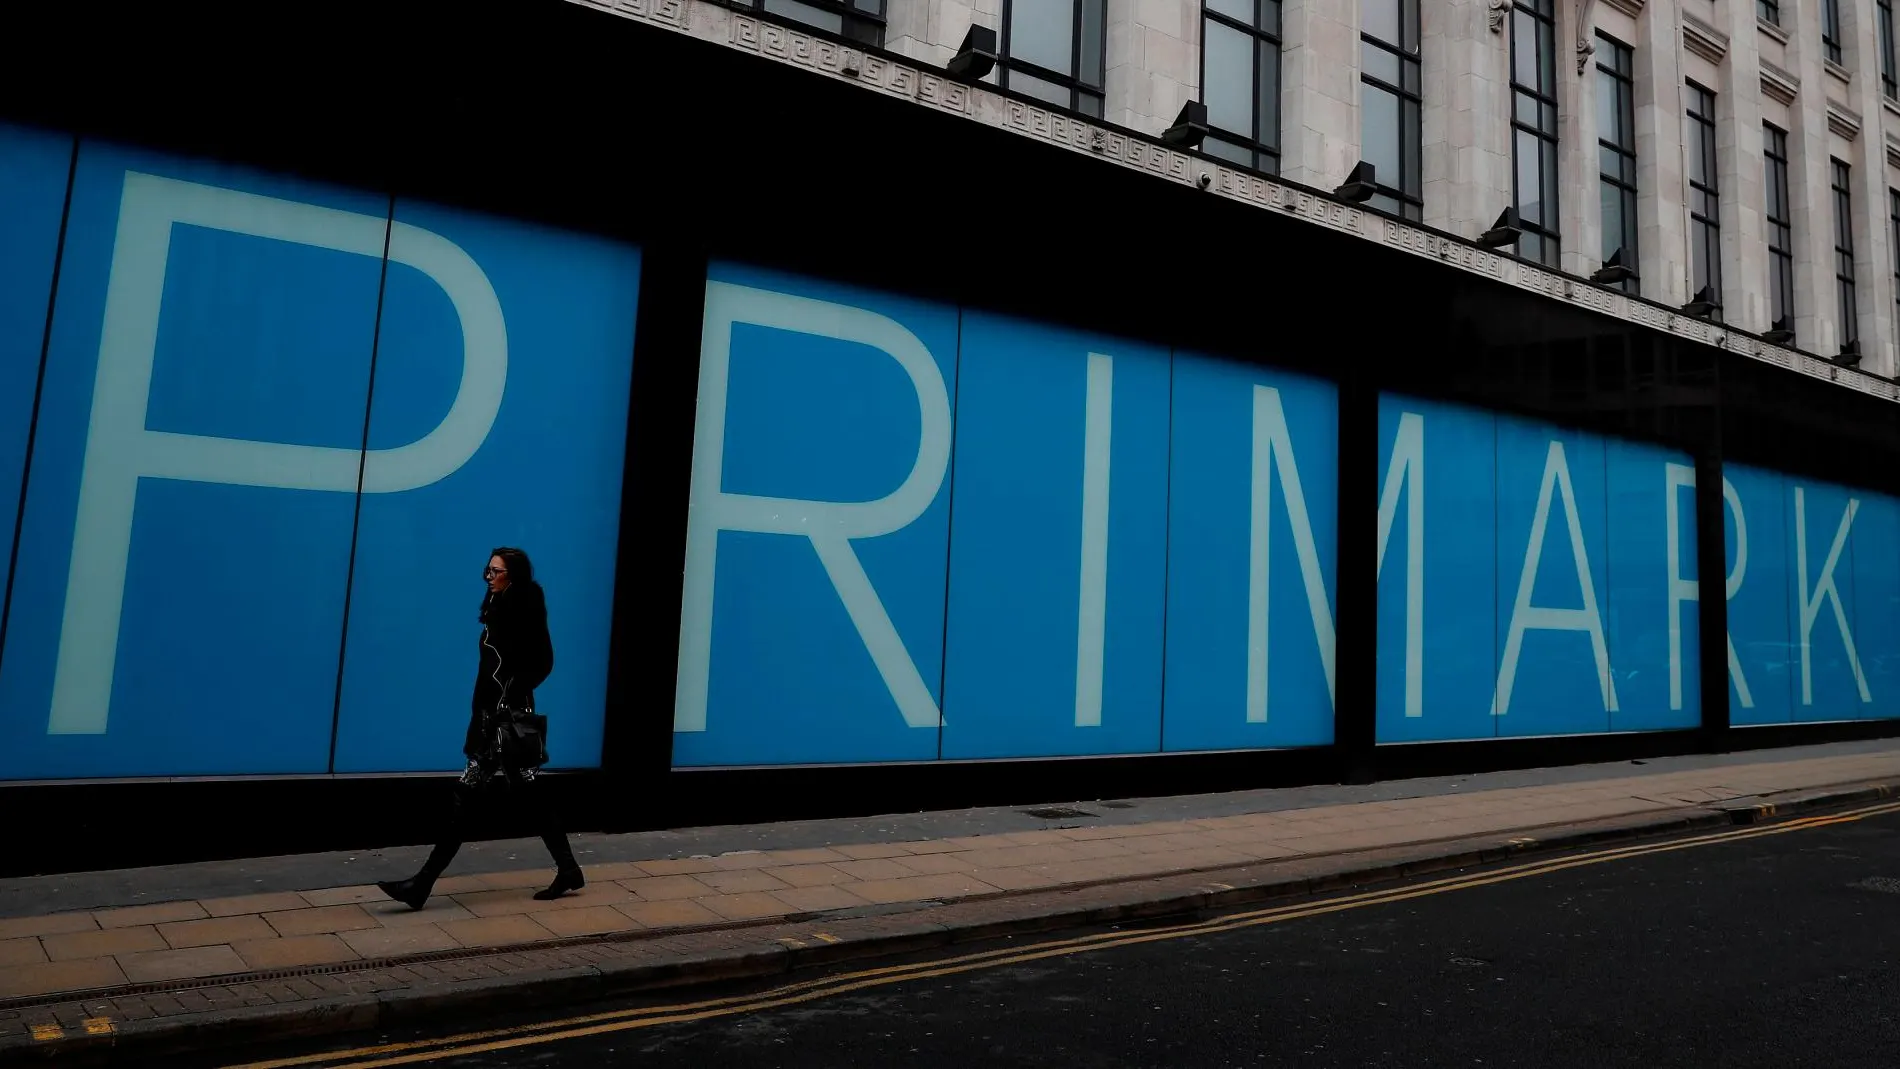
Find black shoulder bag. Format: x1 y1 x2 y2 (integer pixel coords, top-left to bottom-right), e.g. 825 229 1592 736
494 697 549 770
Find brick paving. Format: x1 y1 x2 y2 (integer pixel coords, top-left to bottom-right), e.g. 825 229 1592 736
3 747 1900 1055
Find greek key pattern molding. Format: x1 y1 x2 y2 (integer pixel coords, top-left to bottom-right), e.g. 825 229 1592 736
566 0 1892 403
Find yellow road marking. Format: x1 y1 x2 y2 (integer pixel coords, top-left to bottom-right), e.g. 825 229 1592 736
29 1025 62 1042
223 798 1900 1069
81 1017 115 1036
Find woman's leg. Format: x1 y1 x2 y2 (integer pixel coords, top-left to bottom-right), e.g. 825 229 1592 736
509 767 584 900
379 761 485 909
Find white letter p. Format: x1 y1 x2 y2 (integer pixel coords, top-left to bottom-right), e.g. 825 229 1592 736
47 172 508 735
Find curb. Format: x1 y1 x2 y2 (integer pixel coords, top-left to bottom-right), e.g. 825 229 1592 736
5 778 1895 1066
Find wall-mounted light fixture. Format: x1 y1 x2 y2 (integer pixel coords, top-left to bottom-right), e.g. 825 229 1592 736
1837 338 1862 367
1681 284 1717 319
947 25 998 80
1762 315 1795 345
1477 207 1521 248
1589 246 1634 285
1162 101 1208 148
1333 161 1377 203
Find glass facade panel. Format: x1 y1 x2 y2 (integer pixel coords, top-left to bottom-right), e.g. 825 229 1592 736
1686 83 1721 319
1764 124 1795 335
1596 35 1638 293
1833 158 1857 347
1510 0 1559 264
1002 0 1105 113
1202 0 1281 173
1359 0 1421 219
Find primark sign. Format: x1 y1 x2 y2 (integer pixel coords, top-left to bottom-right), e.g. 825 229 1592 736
673 269 1900 767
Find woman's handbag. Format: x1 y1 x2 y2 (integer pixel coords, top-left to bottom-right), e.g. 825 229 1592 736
493 698 549 770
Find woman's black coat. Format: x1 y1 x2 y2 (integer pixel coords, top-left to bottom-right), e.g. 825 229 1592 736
465 581 554 760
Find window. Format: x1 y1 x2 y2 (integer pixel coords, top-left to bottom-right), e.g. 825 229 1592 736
1201 0 1281 173
1510 0 1560 265
1360 0 1422 219
1764 124 1796 333
1596 35 1638 292
751 0 884 44
1760 0 1780 25
1686 83 1721 319
1891 190 1900 350
1833 158 1858 346
1882 0 1898 99
1001 0 1107 116
1824 0 1844 64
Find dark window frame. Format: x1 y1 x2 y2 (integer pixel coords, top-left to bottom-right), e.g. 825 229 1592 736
742 0 886 46
1824 0 1844 64
1764 124 1796 333
1509 0 1560 266
1882 0 1899 99
1891 189 1900 356
1199 0 1282 174
1833 158 1858 346
1596 33 1638 293
1686 82 1722 320
1359 0 1422 220
1760 0 1780 25
1000 0 1108 117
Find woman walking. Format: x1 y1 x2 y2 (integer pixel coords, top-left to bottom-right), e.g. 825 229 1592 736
379 547 585 909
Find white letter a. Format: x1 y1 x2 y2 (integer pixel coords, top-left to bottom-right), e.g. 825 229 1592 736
1492 441 1617 716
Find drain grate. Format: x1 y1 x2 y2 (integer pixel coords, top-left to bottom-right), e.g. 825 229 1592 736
1100 801 1135 809
1852 876 1900 895
1023 806 1097 820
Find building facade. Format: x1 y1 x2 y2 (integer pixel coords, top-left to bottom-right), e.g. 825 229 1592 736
887 0 1900 367
4 0 1900 873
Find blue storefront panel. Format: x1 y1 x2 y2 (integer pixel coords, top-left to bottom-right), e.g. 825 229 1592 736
0 143 385 778
0 138 637 781
1373 394 1699 744
1163 356 1337 753
1604 439 1701 733
0 123 72 642
1373 394 1498 744
1722 463 1893 725
940 315 1170 760
669 265 958 767
1493 415 1614 738
331 203 641 773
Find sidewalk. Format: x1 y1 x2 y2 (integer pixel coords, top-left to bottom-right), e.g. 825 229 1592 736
5 738 1900 1064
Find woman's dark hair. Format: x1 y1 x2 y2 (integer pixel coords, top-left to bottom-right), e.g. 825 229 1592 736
489 546 535 587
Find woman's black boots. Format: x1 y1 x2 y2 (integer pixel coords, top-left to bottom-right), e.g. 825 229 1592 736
377 834 462 910
534 830 585 901
378 786 472 910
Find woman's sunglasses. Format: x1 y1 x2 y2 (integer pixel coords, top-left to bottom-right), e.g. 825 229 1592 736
484 566 508 579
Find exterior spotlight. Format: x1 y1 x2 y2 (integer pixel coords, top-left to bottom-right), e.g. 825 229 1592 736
1682 284 1717 318
1162 101 1208 148
1589 246 1635 285
1762 315 1795 345
1478 207 1522 248
1334 161 1377 203
1837 338 1862 367
947 25 998 80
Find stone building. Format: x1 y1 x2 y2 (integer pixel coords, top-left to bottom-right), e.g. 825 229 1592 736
881 0 1900 370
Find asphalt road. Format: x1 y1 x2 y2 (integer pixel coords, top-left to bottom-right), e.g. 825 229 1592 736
199 808 1900 1069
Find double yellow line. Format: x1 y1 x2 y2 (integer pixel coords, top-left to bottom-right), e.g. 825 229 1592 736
229 797 1900 1069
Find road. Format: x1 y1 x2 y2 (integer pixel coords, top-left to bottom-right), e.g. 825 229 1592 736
195 806 1900 1068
